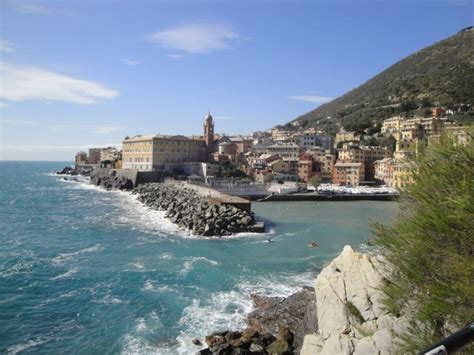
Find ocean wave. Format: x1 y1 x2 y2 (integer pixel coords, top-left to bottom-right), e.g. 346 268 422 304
159 252 174 260
51 244 103 265
6 320 82 355
171 271 315 354
51 267 79 280
179 256 219 276
50 174 270 241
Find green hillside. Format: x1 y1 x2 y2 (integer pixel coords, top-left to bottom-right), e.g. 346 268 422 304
286 27 474 134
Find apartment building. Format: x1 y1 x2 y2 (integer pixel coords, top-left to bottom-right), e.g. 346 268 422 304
332 162 365 186
267 143 300 159
122 135 204 171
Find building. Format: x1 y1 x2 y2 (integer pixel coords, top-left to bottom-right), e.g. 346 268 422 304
88 148 101 164
298 153 314 183
122 134 204 171
99 147 120 162
391 160 414 189
319 153 336 181
75 151 88 166
268 159 291 174
382 115 455 141
204 112 215 156
432 107 445 117
229 137 253 155
374 158 393 185
298 132 333 150
381 116 404 135
429 126 471 147
338 145 390 180
335 129 360 146
267 143 300 160
332 162 365 186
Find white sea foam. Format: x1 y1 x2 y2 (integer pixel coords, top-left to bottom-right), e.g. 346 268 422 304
142 279 156 292
7 336 53 355
175 289 253 354
179 256 219 276
173 270 315 354
52 173 271 241
159 252 174 260
7 320 82 355
51 267 79 280
52 244 103 265
129 262 145 270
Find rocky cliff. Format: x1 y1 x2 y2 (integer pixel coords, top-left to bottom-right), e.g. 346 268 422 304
301 245 409 355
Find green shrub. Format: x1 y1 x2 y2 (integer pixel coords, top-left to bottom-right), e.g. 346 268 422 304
373 129 474 352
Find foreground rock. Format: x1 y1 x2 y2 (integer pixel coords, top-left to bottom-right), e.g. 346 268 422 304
246 287 317 352
198 287 316 354
300 245 409 355
132 182 258 237
200 327 294 355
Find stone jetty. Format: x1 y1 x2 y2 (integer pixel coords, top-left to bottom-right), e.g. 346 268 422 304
132 182 263 237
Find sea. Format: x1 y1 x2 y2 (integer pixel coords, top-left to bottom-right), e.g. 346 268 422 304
0 161 398 354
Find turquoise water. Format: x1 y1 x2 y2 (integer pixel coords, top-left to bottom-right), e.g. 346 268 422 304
0 161 398 354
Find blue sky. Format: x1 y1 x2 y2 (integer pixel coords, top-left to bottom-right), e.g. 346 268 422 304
0 0 472 160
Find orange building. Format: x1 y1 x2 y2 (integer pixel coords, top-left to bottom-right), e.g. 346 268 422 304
332 162 365 186
298 153 314 183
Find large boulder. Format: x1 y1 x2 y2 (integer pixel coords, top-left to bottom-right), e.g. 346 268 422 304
300 245 409 355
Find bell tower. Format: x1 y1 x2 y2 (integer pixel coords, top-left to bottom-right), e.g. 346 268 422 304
204 111 214 155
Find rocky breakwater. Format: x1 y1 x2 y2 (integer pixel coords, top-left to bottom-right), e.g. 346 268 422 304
300 245 409 355
56 165 93 177
197 287 317 354
132 183 262 236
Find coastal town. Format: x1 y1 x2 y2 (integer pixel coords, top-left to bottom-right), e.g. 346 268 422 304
72 107 470 194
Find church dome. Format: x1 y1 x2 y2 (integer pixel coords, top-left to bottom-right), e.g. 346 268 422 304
205 112 213 122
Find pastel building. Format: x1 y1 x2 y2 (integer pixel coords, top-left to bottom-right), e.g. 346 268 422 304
332 162 365 186
122 135 204 171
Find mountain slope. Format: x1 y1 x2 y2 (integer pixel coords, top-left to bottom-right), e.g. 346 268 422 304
288 27 474 134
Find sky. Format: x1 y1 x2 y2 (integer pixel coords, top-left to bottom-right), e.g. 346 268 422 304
0 0 472 160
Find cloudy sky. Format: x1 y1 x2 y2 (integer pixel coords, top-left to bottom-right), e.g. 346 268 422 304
0 0 472 160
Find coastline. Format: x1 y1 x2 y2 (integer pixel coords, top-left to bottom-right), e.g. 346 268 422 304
4 165 396 354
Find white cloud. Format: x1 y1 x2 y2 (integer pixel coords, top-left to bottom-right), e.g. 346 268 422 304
14 3 53 14
147 23 240 54
167 54 184 59
115 58 141 66
0 40 15 53
93 125 123 134
287 95 333 104
1 143 120 151
13 2 73 15
0 63 119 104
0 102 9 109
0 118 37 125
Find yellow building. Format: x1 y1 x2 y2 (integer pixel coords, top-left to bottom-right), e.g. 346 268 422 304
122 135 204 171
381 116 404 134
338 145 390 180
391 160 414 189
429 126 471 147
267 159 291 174
335 130 360 145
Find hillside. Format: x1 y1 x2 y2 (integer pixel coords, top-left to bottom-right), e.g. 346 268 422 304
286 27 474 134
